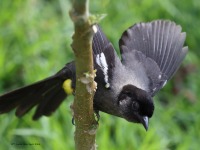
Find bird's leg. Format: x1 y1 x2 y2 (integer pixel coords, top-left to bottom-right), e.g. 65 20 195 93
72 117 75 125
94 109 100 122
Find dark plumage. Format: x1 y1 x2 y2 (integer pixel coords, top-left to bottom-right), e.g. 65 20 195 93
0 20 188 130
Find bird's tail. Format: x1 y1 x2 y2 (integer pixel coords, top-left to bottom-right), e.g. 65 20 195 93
0 62 75 120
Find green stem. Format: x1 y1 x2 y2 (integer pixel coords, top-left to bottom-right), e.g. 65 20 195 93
69 0 97 150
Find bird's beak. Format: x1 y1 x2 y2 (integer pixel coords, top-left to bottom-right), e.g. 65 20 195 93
141 116 149 131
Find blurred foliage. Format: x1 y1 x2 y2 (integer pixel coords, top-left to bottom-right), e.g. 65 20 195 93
0 0 200 149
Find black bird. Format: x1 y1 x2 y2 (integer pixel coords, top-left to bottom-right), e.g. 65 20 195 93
0 20 188 130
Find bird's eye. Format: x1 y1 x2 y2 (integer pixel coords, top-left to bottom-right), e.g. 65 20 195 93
132 101 139 110
124 91 132 97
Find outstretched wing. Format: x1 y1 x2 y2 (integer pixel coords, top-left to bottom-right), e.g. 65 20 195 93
92 25 120 88
119 20 188 96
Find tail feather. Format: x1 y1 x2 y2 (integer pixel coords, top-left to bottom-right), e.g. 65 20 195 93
0 62 75 119
42 90 66 116
15 87 46 117
0 76 66 117
32 82 66 120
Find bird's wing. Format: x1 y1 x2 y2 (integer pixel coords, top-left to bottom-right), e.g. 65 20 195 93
92 25 120 88
119 20 188 96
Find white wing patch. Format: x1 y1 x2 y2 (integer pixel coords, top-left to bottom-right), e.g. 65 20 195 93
96 52 110 88
92 25 98 33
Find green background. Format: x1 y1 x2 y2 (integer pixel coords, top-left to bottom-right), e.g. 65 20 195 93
0 0 200 149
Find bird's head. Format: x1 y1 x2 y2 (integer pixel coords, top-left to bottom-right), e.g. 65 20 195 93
117 84 154 131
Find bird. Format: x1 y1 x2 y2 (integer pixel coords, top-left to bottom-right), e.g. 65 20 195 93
0 20 188 130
